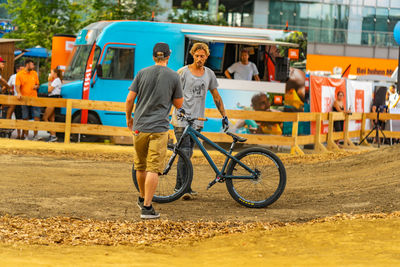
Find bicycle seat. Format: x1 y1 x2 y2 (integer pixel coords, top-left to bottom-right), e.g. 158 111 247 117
226 132 247 142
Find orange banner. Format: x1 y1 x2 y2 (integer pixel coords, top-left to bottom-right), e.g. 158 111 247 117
310 76 346 133
307 54 397 77
51 35 76 72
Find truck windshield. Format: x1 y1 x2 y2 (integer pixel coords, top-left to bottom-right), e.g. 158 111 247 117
64 45 101 81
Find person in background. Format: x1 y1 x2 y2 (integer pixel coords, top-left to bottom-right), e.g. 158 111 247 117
388 85 399 108
224 49 260 81
6 64 24 139
333 91 345 133
333 91 351 145
171 42 228 200
0 56 11 120
15 58 40 140
42 68 63 142
0 57 11 93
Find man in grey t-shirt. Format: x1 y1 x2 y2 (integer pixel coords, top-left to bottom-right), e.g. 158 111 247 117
126 42 183 219
171 42 228 200
224 49 260 81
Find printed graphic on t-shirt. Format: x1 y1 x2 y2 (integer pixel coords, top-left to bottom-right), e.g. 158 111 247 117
192 79 205 98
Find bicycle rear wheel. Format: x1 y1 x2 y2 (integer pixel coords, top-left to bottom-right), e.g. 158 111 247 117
226 147 286 208
132 146 193 203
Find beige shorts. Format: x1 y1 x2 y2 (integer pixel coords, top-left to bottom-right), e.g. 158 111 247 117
133 131 168 174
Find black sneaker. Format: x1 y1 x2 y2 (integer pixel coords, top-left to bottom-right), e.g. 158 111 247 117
137 197 144 210
141 206 160 219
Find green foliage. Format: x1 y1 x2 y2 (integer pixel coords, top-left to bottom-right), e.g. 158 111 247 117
168 0 227 25
80 0 160 27
276 31 308 63
2 0 82 50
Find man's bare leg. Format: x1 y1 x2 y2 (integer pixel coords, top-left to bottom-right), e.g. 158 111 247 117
22 118 28 139
144 172 158 207
136 170 147 199
33 117 40 137
6 105 15 119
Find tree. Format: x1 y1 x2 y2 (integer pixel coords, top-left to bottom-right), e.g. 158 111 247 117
3 0 82 50
168 0 227 25
80 0 160 27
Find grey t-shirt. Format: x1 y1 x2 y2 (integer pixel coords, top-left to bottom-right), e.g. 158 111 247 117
171 66 218 128
227 62 259 81
129 65 183 133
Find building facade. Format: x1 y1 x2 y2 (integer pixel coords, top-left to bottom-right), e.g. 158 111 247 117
168 0 400 76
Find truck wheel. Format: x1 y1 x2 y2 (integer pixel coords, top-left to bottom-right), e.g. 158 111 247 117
71 113 102 142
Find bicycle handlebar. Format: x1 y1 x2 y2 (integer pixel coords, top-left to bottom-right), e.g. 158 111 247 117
177 113 208 123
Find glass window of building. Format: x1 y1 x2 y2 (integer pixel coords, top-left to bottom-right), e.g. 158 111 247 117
294 3 310 29
390 0 400 8
281 2 296 28
364 0 377 7
308 3 323 42
361 6 376 45
377 0 389 7
375 7 389 46
268 1 281 27
389 8 400 45
320 4 336 43
350 0 364 6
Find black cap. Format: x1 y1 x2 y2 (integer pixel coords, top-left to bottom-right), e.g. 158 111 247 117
153 42 171 58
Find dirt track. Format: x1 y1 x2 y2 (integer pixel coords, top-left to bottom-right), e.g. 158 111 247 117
0 139 399 222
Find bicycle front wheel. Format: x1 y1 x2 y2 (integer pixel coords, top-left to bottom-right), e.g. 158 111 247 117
226 147 286 208
132 146 193 203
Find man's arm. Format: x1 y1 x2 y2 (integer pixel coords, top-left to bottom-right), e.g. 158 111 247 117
210 88 226 117
224 70 233 79
173 97 183 109
125 90 137 131
252 63 260 81
0 77 10 93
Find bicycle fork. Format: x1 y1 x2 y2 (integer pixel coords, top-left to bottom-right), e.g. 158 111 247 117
162 145 179 175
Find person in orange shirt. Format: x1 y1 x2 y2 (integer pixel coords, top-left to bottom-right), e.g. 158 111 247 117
15 59 40 140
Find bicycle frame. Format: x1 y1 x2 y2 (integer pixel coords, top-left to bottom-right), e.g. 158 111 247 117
173 124 258 180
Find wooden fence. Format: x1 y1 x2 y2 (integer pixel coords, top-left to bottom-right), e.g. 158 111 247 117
1 95 400 155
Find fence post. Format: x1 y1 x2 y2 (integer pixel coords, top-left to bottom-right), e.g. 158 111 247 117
290 113 304 155
327 112 340 151
359 113 370 146
342 113 356 148
64 99 72 144
314 113 328 152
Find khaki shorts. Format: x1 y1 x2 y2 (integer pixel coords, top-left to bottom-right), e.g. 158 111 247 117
133 131 168 174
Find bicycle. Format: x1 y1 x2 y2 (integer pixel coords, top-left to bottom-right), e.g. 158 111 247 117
132 114 287 208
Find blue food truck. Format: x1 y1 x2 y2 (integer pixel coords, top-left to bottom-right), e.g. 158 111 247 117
54 21 305 133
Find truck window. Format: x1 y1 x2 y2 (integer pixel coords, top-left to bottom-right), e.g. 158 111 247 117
102 47 135 80
64 45 101 81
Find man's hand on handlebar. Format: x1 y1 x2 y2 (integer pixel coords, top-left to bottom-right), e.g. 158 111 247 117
177 108 186 120
222 116 229 132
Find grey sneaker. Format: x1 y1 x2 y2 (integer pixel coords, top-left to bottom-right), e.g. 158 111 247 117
181 190 198 200
137 197 144 210
48 135 58 142
32 135 41 141
141 206 160 219
188 190 198 196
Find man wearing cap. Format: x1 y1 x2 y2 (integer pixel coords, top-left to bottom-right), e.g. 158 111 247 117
171 42 228 200
224 49 260 81
15 58 40 140
126 42 183 219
